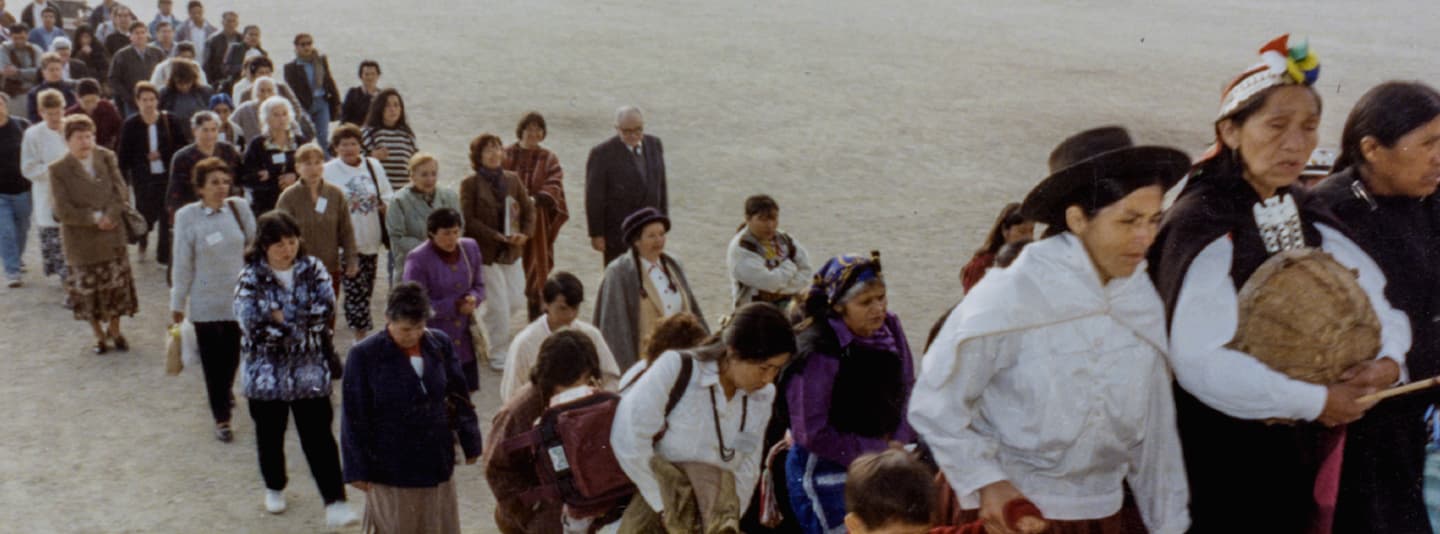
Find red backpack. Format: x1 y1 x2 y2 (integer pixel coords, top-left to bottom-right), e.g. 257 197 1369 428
500 355 695 517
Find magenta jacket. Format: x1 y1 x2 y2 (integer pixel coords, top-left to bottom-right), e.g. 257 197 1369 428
401 238 485 362
786 313 917 466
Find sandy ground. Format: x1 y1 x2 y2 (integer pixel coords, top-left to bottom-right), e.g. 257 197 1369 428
1 0 1436 532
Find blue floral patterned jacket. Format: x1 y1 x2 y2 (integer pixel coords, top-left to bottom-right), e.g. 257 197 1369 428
234 255 336 401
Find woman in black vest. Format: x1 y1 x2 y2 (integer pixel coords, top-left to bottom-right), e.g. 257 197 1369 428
1310 81 1440 534
1148 35 1411 532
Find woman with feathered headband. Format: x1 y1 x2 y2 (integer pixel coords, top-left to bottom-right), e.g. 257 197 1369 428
1148 34 1411 532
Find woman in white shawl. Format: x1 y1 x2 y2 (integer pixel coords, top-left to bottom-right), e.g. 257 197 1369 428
910 126 1192 534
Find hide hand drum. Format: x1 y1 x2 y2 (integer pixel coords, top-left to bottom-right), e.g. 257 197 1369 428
1227 248 1380 385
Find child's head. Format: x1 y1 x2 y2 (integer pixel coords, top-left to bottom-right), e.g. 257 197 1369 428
844 449 934 534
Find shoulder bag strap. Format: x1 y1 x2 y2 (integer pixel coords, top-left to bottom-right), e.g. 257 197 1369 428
362 159 389 248
225 199 244 233
458 241 473 289
363 158 387 210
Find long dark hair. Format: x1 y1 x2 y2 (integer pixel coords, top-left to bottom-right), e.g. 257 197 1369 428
530 330 602 400
244 211 306 264
362 88 412 135
691 302 796 364
1333 81 1440 174
976 202 1024 255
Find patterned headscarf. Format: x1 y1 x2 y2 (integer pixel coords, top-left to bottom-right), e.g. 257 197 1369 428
804 251 882 317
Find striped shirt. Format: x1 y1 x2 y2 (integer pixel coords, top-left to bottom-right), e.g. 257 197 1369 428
361 126 418 190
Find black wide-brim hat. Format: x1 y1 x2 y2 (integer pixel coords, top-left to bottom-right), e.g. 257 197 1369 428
1020 126 1191 227
621 207 671 245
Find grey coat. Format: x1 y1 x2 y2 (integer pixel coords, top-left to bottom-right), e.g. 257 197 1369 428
594 251 707 371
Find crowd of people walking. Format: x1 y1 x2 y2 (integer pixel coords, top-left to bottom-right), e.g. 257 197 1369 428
4 3 1440 534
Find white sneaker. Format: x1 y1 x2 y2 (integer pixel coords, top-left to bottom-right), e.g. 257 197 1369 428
488 352 507 371
325 501 359 528
264 489 286 514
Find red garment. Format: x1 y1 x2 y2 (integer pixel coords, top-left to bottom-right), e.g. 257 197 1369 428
503 143 568 309
65 99 124 150
960 252 995 293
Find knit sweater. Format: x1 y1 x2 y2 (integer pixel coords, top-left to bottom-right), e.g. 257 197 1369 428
19 121 65 228
276 180 357 273
360 126 416 190
170 198 256 321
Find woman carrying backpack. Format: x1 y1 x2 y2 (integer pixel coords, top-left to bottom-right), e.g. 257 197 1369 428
783 252 918 534
340 281 482 534
611 303 797 533
484 329 606 533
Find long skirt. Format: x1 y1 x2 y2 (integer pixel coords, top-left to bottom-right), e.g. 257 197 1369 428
363 479 460 534
39 227 67 280
67 256 138 322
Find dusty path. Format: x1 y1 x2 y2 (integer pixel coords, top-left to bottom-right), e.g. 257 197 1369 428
0 0 1433 531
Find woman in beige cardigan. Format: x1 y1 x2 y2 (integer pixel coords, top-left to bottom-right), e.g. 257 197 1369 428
49 114 138 354
276 143 357 327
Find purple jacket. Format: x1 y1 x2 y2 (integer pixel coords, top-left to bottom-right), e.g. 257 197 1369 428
402 239 485 362
787 313 917 466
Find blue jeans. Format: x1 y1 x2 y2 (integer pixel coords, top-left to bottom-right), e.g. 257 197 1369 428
0 191 33 277
307 99 331 156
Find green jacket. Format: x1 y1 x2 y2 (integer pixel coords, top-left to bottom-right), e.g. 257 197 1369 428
386 185 462 275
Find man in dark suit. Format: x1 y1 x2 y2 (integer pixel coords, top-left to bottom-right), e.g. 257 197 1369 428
585 105 668 265
282 32 338 153
107 21 165 117
201 10 239 87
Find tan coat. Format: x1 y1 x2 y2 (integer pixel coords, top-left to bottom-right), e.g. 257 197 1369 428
459 169 535 265
276 180 357 273
49 148 129 267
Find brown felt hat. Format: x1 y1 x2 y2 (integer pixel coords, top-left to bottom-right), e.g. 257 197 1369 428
1020 126 1190 227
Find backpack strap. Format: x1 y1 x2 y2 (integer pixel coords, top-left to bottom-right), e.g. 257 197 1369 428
651 352 694 446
